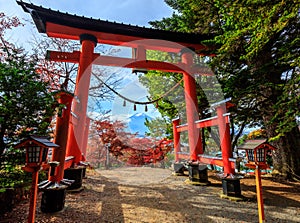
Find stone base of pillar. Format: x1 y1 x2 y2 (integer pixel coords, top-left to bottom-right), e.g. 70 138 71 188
173 163 186 175
221 178 241 197
64 167 85 190
187 163 209 183
40 187 67 213
79 161 89 179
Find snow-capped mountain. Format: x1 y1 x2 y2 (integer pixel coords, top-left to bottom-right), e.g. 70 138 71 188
128 113 153 137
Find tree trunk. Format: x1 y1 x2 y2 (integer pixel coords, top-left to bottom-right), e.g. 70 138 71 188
261 85 300 180
265 121 300 180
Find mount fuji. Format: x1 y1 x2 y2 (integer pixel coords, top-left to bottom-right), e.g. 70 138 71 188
128 113 153 137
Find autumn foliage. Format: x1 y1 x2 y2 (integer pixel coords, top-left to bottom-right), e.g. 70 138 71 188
0 13 23 52
89 119 173 166
123 139 173 166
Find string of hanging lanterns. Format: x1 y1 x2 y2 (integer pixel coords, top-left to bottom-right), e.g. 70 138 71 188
92 72 183 112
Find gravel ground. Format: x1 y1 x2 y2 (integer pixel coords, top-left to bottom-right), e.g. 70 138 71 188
1 167 300 223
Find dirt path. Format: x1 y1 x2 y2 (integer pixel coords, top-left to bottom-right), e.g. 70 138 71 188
1 167 300 222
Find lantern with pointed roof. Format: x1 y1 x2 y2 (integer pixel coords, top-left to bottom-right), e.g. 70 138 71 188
14 135 59 168
238 139 276 169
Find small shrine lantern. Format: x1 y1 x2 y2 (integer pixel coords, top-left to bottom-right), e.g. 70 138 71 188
14 136 60 223
238 139 276 169
15 135 59 169
238 139 277 222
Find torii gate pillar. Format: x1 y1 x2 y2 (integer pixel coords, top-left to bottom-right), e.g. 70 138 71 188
66 34 97 164
181 49 203 161
52 91 74 182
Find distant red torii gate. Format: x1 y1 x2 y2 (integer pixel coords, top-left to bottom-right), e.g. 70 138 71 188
17 2 234 181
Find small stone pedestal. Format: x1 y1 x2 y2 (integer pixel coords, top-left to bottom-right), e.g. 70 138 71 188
40 186 67 213
187 163 209 184
64 167 85 190
39 178 73 213
173 163 186 175
79 162 89 179
222 178 241 197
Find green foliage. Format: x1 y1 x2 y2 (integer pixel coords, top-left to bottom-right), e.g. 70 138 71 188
0 13 57 189
0 147 25 170
140 50 221 138
0 13 58 155
0 48 56 154
145 117 172 139
152 0 300 137
211 0 300 138
271 73 300 137
0 146 30 189
139 50 184 135
0 168 31 188
237 134 248 147
151 0 300 177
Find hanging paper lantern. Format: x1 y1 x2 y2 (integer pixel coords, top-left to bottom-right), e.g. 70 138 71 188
123 100 126 107
134 104 137 111
145 105 148 112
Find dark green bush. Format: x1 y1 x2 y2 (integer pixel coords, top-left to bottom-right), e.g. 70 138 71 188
0 147 30 189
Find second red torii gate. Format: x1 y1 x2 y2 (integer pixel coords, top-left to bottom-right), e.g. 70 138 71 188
18 1 218 178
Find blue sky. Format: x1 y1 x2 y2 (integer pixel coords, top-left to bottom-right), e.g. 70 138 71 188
0 0 173 123
0 0 173 49
1 0 172 24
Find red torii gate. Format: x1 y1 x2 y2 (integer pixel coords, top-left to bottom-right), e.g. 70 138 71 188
18 1 234 183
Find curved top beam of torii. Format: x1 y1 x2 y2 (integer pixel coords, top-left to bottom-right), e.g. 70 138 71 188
17 1 214 54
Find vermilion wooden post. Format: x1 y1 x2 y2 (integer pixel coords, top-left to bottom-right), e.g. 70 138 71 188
66 34 97 164
181 49 202 161
81 116 91 159
28 168 39 223
255 166 265 223
172 118 181 162
51 91 73 182
136 45 146 61
216 104 234 175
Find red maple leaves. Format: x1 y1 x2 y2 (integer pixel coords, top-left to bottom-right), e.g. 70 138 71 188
91 119 173 166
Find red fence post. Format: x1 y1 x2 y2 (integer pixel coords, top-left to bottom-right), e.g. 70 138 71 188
81 116 91 159
51 91 73 182
172 118 181 162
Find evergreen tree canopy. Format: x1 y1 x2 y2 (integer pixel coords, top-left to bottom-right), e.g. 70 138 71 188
0 49 56 155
